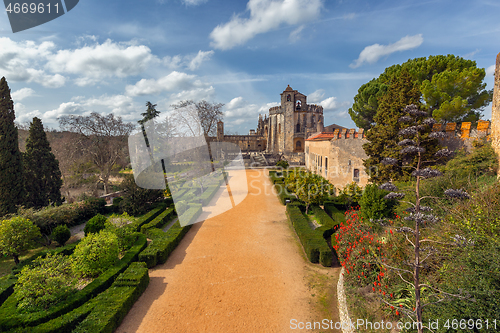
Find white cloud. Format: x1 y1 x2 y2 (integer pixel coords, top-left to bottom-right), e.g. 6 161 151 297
125 71 207 96
14 103 42 124
486 64 495 78
44 102 86 120
319 96 338 110
183 0 208 5
210 0 323 50
0 38 65 88
12 88 35 102
308 89 325 103
289 25 305 43
169 86 216 104
163 55 183 69
46 39 159 86
350 34 424 68
187 50 215 71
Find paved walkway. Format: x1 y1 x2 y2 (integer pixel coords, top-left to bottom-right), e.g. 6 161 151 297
116 169 333 333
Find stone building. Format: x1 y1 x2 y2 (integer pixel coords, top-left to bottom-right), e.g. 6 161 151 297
214 85 328 163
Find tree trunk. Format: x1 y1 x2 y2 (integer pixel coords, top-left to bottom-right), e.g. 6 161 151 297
13 253 19 265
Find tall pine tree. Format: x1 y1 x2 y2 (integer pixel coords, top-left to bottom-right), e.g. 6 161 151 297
363 68 439 182
0 77 25 216
24 117 63 208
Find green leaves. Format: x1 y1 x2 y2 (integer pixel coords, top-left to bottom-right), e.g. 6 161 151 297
71 231 119 278
0 217 41 264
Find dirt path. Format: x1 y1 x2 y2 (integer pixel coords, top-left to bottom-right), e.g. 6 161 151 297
116 169 340 333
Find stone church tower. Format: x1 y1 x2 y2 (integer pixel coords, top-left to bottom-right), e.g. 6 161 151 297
264 85 323 157
492 52 500 176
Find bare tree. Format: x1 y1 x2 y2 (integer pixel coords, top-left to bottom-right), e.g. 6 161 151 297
58 112 135 194
170 100 224 138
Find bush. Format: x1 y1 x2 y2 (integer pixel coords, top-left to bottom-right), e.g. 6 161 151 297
119 174 164 216
140 207 176 233
51 225 71 246
0 217 41 265
83 214 109 236
175 200 188 216
139 222 192 268
14 254 75 313
178 204 202 227
276 160 289 169
274 183 296 205
0 234 146 331
359 183 397 222
72 262 149 333
71 231 119 278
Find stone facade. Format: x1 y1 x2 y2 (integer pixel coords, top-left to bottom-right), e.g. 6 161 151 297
214 86 327 163
491 52 500 176
305 131 369 192
305 120 496 190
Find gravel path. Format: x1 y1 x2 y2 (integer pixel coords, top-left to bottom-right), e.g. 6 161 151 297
116 169 335 333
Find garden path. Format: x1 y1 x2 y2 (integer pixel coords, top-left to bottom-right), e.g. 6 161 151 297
116 169 340 332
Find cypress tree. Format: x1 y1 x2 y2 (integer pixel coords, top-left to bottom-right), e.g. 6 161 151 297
24 117 63 208
363 68 439 182
0 77 25 216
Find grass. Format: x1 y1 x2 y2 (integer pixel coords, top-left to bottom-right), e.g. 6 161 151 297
0 245 55 278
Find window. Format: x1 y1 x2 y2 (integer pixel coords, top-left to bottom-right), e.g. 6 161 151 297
287 94 291 101
296 140 302 149
353 169 360 182
296 123 300 132
325 157 328 178
278 124 281 134
296 100 301 109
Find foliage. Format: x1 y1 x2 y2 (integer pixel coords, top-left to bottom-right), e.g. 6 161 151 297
58 112 135 194
0 217 41 264
0 77 25 216
23 117 63 209
359 184 397 223
337 182 363 208
83 214 109 236
14 254 75 312
349 55 492 129
71 231 119 278
285 170 332 214
51 225 71 246
362 68 439 183
119 174 164 216
275 159 289 169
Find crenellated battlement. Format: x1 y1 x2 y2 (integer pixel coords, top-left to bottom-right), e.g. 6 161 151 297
326 120 492 141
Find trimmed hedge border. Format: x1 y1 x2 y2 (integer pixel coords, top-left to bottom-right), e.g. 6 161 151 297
200 185 220 205
72 262 149 333
122 203 167 233
274 183 296 205
140 207 176 233
286 204 343 267
139 221 193 269
0 233 147 331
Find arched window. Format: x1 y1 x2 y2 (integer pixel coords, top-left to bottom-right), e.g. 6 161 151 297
296 100 301 109
278 123 281 134
287 94 291 102
296 123 300 132
296 140 302 149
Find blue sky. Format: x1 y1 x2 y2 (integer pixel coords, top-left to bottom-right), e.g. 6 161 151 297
1 0 499 134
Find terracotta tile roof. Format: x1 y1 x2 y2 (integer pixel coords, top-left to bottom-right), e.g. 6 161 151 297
306 132 337 141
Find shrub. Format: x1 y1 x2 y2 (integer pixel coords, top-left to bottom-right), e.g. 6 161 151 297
359 183 397 223
71 231 119 278
140 207 176 233
0 217 41 265
51 225 71 246
14 254 75 313
83 214 109 236
276 160 289 169
119 174 164 216
175 200 188 216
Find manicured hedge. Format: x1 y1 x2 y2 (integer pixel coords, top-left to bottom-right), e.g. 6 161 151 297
0 233 147 331
72 262 149 333
139 221 193 268
286 204 343 267
200 186 219 205
0 275 16 307
274 183 296 205
140 207 176 233
122 203 167 233
178 204 202 227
